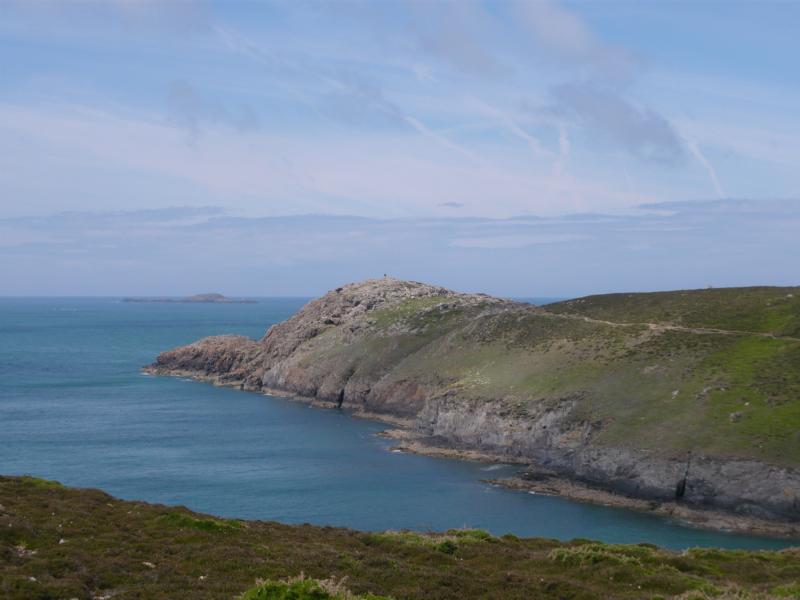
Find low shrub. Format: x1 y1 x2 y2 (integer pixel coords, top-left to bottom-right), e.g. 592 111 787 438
159 511 242 533
549 543 644 567
240 574 391 600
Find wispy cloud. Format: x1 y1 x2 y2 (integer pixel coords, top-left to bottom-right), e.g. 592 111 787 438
511 0 637 81
550 82 685 164
2 200 797 296
683 137 726 199
166 80 260 143
215 23 485 165
411 0 507 79
1 0 798 234
0 101 649 219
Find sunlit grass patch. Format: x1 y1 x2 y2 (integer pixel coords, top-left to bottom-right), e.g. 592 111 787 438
549 543 647 567
240 574 391 600
367 528 494 554
18 476 63 489
159 511 242 533
771 582 800 597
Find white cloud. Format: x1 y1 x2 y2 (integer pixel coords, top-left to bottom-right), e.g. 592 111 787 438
683 137 726 200
2 200 797 296
512 0 637 81
0 101 650 219
165 80 260 143
2 0 798 226
550 82 685 164
412 0 506 78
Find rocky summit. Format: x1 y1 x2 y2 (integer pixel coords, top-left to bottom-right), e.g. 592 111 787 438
147 277 800 529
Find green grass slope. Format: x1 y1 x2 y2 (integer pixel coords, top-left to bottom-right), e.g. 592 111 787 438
547 286 800 337
1 477 799 600
297 287 800 466
149 280 800 468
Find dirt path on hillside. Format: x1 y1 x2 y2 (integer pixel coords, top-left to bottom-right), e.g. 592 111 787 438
541 311 800 342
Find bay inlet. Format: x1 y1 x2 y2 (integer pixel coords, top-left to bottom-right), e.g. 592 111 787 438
0 297 794 551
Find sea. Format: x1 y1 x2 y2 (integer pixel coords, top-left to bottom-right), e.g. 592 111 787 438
0 297 795 551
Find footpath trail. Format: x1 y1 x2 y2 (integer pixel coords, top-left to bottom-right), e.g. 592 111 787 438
538 309 800 343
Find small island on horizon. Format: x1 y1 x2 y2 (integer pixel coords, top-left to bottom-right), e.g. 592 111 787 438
122 293 257 304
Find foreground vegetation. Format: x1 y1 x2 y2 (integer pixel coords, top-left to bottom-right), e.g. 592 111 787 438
1 477 799 599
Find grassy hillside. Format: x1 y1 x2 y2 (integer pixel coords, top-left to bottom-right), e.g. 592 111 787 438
547 286 800 337
295 286 800 465
2 476 799 600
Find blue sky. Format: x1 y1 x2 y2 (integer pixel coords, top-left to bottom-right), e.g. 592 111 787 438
0 1 798 296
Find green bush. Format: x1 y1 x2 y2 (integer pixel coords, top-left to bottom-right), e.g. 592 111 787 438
772 582 800 598
549 544 644 567
159 511 241 533
447 528 493 541
241 575 391 600
18 476 63 489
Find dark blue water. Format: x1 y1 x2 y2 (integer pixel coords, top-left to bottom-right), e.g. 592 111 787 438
0 298 795 550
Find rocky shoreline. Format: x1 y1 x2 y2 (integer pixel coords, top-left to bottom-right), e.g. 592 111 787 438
376 428 800 539
144 367 800 540
490 476 800 540
144 278 800 537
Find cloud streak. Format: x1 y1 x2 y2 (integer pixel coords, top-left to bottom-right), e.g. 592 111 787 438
1 0 798 233
512 0 637 81
2 200 797 296
166 80 259 143
550 82 685 164
684 137 726 200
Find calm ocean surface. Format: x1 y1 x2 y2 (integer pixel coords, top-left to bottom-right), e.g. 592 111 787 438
0 298 795 550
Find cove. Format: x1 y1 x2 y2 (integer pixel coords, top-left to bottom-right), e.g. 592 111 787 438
0 298 795 551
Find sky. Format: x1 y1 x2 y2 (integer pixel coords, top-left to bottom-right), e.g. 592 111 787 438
0 0 798 297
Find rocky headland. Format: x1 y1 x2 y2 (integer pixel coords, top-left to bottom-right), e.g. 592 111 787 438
145 277 800 536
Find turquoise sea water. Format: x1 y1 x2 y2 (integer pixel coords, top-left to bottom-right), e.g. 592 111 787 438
0 298 795 550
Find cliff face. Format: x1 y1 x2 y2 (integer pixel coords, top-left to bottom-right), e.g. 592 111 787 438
150 278 514 414
146 277 800 523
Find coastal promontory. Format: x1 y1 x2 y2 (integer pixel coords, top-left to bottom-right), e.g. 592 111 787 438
146 277 800 532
